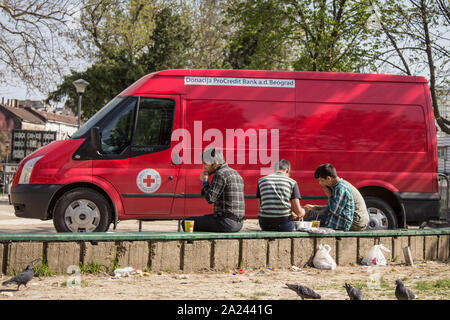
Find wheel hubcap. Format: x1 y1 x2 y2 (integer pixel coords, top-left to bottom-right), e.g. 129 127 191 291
367 207 389 230
64 199 100 232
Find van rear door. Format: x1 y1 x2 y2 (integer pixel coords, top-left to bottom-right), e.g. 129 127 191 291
92 94 181 217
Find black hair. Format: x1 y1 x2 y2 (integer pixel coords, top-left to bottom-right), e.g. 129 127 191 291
314 163 338 179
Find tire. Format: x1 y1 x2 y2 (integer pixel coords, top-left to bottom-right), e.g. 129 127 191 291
364 196 398 230
53 188 112 232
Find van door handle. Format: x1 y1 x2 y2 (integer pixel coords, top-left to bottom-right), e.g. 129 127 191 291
169 176 173 180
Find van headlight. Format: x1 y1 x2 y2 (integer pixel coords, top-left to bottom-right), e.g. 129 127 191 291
19 156 44 184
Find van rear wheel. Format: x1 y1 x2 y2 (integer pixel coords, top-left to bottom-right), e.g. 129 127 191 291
53 188 111 232
364 196 398 230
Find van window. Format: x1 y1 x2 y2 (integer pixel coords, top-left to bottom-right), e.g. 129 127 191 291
71 96 126 139
132 98 175 147
100 98 137 154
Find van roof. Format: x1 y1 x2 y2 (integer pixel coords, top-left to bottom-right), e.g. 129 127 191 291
154 69 427 83
120 68 427 96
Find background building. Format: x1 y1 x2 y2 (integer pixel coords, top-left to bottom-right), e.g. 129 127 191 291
0 98 78 164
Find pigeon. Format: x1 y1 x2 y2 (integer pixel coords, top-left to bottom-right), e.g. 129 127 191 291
285 283 321 300
343 283 363 300
2 264 34 290
395 280 418 300
419 221 427 229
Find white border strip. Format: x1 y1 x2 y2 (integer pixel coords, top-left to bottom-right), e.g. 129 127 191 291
184 76 295 88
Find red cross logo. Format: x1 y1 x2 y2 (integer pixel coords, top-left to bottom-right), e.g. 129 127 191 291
137 169 161 193
143 175 155 187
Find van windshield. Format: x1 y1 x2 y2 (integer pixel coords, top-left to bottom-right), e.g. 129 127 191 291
71 96 126 139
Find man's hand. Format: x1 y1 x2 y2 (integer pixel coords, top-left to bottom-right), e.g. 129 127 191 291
292 207 306 221
200 171 209 182
304 204 316 214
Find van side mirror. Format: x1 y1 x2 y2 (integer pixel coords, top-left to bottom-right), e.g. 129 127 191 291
90 127 101 153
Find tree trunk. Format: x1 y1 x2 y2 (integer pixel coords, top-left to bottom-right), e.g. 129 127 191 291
419 0 450 134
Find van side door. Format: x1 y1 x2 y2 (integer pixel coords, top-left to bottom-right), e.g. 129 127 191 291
92 94 181 217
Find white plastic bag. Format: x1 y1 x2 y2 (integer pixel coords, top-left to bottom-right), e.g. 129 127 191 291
313 244 337 270
361 244 391 266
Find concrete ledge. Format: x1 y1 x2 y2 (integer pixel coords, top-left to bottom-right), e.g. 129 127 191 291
115 241 150 270
1 228 450 242
212 239 240 271
0 228 449 275
183 240 211 272
46 242 81 273
150 241 182 272
5 242 43 275
292 238 315 267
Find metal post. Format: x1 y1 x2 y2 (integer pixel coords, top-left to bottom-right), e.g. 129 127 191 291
3 143 8 195
77 93 82 129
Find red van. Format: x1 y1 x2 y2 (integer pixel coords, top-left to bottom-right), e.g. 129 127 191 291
9 69 440 232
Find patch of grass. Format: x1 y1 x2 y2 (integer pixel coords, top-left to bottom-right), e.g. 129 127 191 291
250 292 270 300
350 281 366 290
34 253 53 277
379 276 391 289
79 261 104 274
416 279 450 291
34 263 52 277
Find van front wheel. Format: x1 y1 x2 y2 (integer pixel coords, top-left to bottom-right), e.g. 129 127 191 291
53 188 112 232
364 196 398 230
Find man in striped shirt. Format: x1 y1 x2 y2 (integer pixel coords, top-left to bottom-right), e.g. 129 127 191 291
256 159 306 231
304 164 354 231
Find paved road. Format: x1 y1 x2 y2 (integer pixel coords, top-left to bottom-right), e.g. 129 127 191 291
2 193 446 233
0 195 260 233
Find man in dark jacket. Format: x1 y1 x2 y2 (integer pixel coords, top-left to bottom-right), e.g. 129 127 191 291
182 148 245 232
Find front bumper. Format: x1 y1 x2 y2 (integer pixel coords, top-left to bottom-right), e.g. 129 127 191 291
10 184 62 220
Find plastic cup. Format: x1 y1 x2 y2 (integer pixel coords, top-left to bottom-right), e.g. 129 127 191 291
184 220 195 232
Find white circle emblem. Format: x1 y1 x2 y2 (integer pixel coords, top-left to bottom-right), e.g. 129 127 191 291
136 169 161 193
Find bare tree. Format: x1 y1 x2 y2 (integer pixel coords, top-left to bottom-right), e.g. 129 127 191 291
0 0 81 93
437 0 450 24
369 0 450 133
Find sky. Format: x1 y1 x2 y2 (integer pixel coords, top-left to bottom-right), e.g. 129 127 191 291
0 0 447 104
0 83 46 102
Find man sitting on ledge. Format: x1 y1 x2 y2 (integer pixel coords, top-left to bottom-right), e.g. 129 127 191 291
304 163 355 231
182 148 245 232
257 159 306 231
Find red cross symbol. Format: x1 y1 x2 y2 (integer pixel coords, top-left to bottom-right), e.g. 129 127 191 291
143 175 156 187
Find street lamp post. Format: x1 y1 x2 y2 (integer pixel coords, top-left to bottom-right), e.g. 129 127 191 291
72 79 90 129
3 142 9 195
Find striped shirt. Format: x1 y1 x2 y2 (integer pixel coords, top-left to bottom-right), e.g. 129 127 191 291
256 172 301 218
325 179 354 231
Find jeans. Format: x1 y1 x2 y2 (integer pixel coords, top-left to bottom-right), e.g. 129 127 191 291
182 213 243 233
258 216 295 232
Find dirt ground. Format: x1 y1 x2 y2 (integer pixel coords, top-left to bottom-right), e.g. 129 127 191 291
1 196 449 300
0 261 449 300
